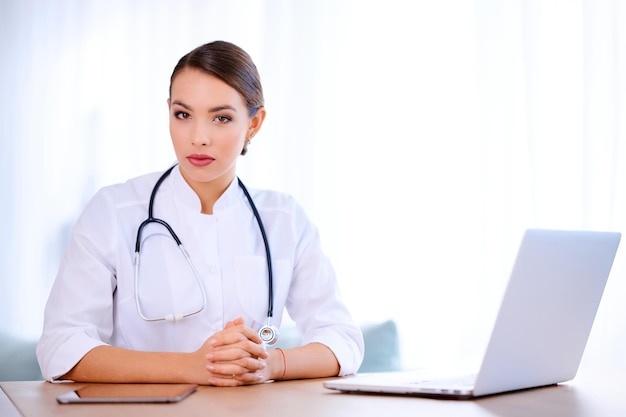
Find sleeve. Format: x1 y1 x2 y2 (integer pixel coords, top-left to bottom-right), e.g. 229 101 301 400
36 189 118 381
285 202 365 376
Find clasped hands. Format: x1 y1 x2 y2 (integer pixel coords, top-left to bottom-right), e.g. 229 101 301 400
199 317 272 386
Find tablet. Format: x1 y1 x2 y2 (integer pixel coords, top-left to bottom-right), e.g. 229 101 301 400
56 383 198 404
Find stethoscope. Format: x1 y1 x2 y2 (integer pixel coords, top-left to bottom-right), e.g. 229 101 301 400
133 164 279 345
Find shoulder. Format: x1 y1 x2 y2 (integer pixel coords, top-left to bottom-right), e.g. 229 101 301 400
240 184 303 218
75 171 165 230
245 187 297 208
238 184 316 239
91 170 164 208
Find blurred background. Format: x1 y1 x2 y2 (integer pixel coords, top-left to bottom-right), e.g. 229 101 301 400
1 0 624 373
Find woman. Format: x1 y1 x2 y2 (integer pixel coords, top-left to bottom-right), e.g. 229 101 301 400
37 40 364 386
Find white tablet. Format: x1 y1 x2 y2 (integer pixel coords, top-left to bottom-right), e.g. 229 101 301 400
56 383 198 404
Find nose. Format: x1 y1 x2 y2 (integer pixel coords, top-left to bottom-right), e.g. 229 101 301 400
192 121 211 146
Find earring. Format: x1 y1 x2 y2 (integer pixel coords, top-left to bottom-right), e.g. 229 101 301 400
241 140 251 156
242 131 255 156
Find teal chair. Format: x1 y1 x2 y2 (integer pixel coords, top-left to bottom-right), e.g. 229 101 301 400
275 320 402 373
0 332 43 381
358 320 402 372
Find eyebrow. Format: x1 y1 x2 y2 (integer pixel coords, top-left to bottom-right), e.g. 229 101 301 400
171 100 238 113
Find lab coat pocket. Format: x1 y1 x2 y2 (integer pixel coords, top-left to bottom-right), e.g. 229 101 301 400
234 256 291 326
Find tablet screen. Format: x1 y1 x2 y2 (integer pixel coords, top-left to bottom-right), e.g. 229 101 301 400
56 383 198 404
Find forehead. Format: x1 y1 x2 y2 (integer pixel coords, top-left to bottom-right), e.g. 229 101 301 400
170 68 246 108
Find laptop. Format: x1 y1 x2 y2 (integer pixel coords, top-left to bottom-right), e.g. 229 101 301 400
324 229 621 399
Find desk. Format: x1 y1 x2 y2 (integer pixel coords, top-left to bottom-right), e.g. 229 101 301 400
2 367 624 417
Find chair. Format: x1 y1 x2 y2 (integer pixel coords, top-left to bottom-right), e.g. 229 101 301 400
274 320 402 372
0 332 43 381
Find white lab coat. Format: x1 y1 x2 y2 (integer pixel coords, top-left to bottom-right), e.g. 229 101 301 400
37 166 364 381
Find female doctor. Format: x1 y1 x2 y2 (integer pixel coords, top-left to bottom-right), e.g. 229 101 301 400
36 40 364 386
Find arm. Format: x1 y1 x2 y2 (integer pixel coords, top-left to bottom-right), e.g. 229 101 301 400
62 346 205 384
266 343 340 382
64 318 337 386
284 203 365 376
62 318 269 385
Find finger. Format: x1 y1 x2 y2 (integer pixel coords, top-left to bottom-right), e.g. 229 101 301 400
208 330 246 348
237 371 266 384
207 371 264 387
207 356 267 375
209 330 267 358
209 340 269 362
207 374 241 387
223 323 263 344
224 317 245 329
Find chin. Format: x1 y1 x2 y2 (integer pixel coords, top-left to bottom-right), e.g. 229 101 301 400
180 164 234 186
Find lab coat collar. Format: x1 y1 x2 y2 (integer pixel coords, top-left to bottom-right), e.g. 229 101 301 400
170 165 242 214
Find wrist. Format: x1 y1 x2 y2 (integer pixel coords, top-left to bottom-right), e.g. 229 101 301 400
180 350 210 384
270 348 287 381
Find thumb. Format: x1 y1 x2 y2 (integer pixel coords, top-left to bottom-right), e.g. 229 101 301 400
224 316 245 329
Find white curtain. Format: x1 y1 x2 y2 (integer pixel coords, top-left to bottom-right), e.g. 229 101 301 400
1 0 624 370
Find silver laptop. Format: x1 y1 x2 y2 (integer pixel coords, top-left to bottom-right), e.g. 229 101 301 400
325 229 621 399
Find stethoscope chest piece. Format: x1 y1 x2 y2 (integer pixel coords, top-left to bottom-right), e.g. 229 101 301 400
258 323 280 345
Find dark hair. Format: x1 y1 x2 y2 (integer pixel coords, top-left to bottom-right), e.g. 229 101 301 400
169 40 264 117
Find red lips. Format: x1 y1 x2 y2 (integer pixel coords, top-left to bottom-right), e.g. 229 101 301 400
187 154 215 167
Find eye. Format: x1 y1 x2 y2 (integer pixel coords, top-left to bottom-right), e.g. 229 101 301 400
214 115 232 124
174 111 190 120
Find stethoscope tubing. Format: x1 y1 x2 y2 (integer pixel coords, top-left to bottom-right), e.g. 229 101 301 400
133 164 277 342
237 177 274 319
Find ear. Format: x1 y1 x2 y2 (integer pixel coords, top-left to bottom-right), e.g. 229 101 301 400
242 108 267 155
248 107 266 135
167 98 171 109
